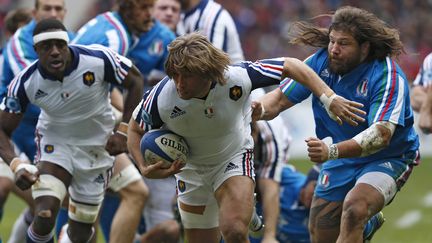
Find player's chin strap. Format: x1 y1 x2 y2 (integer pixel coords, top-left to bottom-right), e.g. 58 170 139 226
319 93 339 122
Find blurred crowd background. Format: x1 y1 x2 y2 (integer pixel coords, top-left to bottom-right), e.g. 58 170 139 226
1 0 432 81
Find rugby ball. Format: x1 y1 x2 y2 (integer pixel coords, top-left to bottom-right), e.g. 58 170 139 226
140 129 189 168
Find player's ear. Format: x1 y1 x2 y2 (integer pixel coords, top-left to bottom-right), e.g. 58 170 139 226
360 41 370 61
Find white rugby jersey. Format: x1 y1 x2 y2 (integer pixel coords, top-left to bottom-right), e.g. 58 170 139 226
413 52 432 87
254 116 292 182
177 0 244 63
133 58 286 165
0 44 132 145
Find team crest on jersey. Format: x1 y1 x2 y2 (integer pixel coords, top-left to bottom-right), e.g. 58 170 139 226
229 85 242 101
5 97 21 112
44 144 54 154
83 71 95 87
356 79 368 97
177 180 186 193
148 40 164 56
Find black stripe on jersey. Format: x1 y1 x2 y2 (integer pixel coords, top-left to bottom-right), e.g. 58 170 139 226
139 76 170 129
265 121 279 179
209 7 223 43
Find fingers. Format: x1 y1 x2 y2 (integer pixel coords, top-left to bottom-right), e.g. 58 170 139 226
251 101 263 121
15 172 39 191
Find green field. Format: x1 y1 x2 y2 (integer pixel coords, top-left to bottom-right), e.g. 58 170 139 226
1 158 431 242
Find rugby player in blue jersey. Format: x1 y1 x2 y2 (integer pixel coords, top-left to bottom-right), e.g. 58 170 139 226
252 6 419 243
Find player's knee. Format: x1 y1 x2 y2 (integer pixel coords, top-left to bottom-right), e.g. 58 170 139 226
342 199 369 227
162 220 181 240
220 221 248 242
120 180 148 205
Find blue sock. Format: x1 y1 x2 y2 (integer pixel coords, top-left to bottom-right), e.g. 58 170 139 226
99 193 121 242
55 208 68 239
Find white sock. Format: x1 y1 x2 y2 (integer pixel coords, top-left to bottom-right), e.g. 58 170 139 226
7 208 31 243
58 224 95 243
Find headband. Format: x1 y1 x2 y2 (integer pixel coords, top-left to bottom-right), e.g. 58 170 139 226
33 30 69 45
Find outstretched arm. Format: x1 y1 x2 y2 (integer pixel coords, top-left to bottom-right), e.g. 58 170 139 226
105 65 144 155
252 58 366 125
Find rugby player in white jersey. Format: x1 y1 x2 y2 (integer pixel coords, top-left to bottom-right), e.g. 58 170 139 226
411 52 432 134
127 32 365 243
0 18 143 243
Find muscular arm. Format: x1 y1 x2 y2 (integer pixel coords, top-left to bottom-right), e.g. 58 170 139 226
258 178 280 241
282 57 334 98
307 121 396 162
411 86 427 112
127 118 146 172
336 121 396 159
254 89 295 121
418 86 432 133
121 65 144 122
0 111 23 163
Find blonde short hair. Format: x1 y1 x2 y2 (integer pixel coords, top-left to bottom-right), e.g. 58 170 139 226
165 32 231 85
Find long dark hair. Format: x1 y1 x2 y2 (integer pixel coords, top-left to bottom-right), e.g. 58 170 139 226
290 6 404 61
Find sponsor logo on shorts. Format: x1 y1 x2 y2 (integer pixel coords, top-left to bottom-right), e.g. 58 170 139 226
177 180 186 193
229 85 242 101
319 172 330 188
44 144 54 154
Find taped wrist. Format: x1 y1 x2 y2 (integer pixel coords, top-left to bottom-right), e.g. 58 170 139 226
116 122 129 137
328 144 339 160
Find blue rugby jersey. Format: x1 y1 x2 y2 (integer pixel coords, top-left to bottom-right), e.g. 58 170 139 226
72 12 134 56
281 48 419 165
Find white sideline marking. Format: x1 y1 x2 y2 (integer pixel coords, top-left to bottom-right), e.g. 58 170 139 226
422 192 432 207
395 210 421 229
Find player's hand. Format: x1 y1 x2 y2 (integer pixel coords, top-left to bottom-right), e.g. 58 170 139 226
105 133 128 155
325 95 366 126
251 101 264 122
305 137 329 163
14 163 39 190
141 159 185 179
